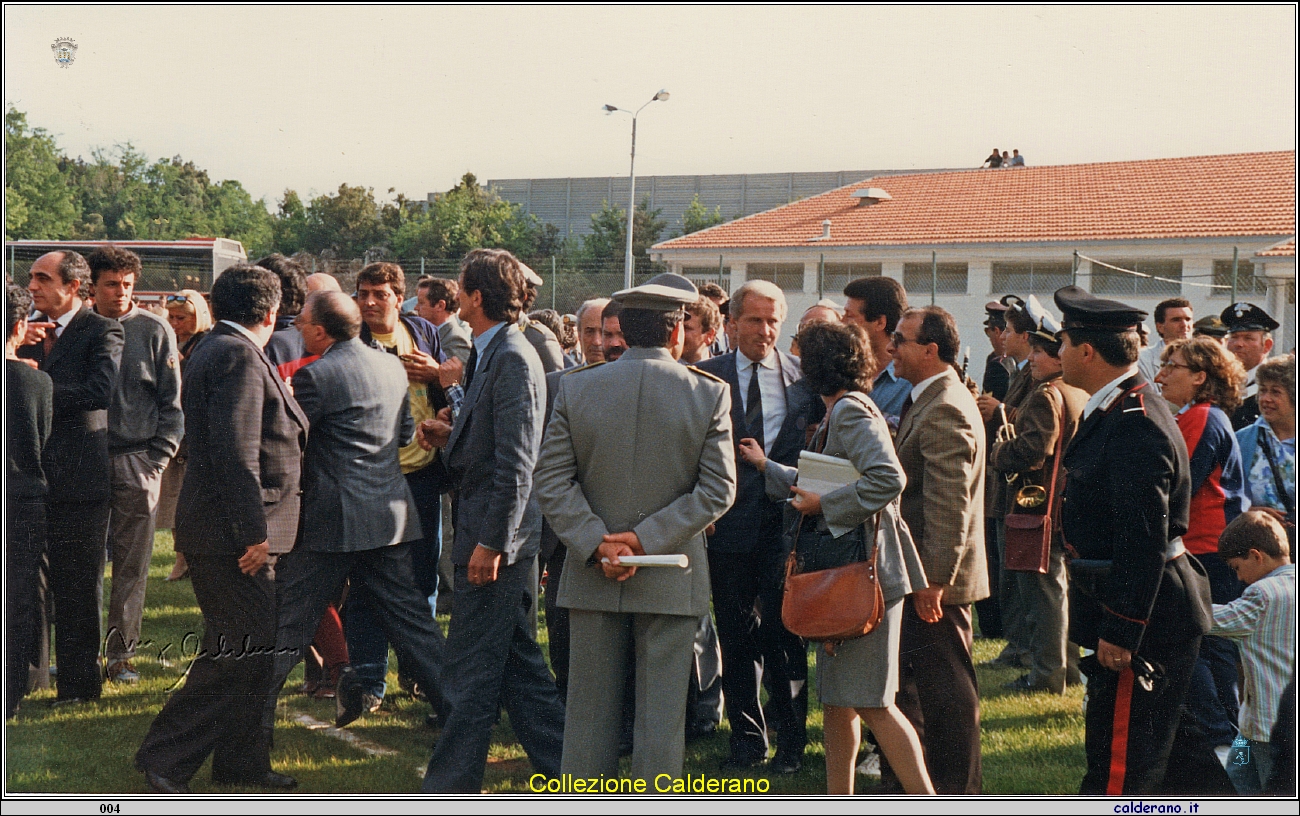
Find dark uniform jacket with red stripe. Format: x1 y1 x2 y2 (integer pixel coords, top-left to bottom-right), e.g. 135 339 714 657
1061 373 1193 652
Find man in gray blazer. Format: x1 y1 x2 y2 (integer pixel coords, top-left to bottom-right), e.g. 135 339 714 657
417 276 472 367
534 274 737 782
417 249 564 793
887 305 989 795
263 291 449 735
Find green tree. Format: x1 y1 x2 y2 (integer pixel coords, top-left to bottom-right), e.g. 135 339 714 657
301 183 387 256
272 189 309 253
583 196 666 274
675 193 725 236
5 108 80 239
390 172 560 261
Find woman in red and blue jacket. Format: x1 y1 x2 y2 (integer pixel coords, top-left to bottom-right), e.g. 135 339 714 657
1156 337 1251 751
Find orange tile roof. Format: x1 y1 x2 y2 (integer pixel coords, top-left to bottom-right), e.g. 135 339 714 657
1254 236 1295 258
654 151 1296 251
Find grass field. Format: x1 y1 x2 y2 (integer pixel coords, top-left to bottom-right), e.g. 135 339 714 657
5 531 1086 795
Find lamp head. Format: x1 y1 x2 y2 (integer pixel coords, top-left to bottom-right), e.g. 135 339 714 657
653 89 670 101
603 104 618 112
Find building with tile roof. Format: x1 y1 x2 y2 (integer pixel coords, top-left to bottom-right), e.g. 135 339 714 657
651 151 1296 376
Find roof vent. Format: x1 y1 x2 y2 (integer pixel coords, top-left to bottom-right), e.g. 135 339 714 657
852 187 892 206
809 219 832 241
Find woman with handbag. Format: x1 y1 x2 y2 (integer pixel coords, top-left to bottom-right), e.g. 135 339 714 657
989 317 1088 694
738 322 933 795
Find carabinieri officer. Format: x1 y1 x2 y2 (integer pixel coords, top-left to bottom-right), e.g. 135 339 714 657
1052 285 1212 795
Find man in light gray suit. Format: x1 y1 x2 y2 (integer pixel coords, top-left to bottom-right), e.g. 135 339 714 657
263 291 449 737
534 274 737 782
417 249 564 793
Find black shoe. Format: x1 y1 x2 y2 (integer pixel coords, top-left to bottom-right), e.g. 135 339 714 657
335 673 364 728
141 768 190 794
720 751 766 770
686 720 718 742
1002 674 1038 693
213 771 298 790
769 747 803 775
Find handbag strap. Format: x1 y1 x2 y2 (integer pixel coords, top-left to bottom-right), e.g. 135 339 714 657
1257 428 1296 518
1042 381 1066 530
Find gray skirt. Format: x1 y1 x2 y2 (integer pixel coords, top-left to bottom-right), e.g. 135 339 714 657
815 597 903 709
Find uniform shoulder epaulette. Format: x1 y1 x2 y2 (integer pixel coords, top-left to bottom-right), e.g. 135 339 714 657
686 365 726 384
562 361 605 375
1120 390 1148 415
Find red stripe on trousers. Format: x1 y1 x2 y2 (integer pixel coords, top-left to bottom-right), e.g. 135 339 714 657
1107 667 1135 795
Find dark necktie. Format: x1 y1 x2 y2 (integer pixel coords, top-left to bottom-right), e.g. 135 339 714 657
465 344 479 390
898 394 914 425
746 361 765 449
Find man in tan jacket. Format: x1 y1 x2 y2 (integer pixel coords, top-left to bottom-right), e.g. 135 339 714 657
886 305 988 795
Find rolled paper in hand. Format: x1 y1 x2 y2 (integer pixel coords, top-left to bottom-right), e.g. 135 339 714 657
599 554 689 568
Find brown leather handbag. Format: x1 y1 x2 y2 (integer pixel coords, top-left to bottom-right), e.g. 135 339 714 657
1004 383 1063 574
781 515 883 650
779 396 885 652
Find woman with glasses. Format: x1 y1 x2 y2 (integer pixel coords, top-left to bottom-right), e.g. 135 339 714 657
158 290 214 581
1155 336 1251 759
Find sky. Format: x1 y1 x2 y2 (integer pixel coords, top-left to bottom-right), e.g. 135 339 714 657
5 5 1297 209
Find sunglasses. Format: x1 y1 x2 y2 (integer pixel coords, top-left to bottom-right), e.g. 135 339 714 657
166 294 190 304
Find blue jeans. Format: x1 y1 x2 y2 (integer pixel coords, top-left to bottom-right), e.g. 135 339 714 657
1184 553 1244 746
1226 738 1274 795
342 466 444 699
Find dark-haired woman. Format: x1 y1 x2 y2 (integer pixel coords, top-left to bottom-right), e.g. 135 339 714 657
738 321 933 794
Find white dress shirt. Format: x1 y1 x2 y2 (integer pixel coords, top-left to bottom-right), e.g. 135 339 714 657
736 349 787 455
1081 368 1139 421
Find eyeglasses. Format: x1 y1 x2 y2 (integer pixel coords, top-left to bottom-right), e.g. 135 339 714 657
166 294 190 304
1159 361 1194 372
891 332 922 347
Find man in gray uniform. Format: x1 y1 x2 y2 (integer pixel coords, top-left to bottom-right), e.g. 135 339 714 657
535 273 737 781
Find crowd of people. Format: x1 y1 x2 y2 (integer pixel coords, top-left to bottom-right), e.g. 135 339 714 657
4 243 1295 797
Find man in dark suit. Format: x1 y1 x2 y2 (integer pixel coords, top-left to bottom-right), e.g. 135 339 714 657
417 249 564 793
887 305 989 795
264 291 448 733
1054 285 1211 794
19 251 124 704
7 284 53 718
697 280 823 774
134 264 307 794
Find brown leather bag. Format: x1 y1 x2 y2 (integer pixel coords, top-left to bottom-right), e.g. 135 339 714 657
781 519 883 649
779 397 884 652
1004 382 1064 574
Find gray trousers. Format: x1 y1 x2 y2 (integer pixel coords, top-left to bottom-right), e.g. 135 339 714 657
105 451 165 664
562 609 697 781
423 559 564 793
1012 543 1078 693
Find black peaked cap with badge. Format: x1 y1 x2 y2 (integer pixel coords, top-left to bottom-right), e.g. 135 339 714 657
1219 302 1279 333
984 300 1009 329
1053 285 1147 333
612 272 698 312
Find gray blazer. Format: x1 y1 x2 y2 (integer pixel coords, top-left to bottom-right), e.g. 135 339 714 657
291 337 421 552
443 322 546 566
437 318 473 366
534 346 737 617
764 392 928 604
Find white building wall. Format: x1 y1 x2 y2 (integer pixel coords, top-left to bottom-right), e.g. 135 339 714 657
656 236 1291 384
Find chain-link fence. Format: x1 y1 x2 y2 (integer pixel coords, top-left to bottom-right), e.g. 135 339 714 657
290 254 713 316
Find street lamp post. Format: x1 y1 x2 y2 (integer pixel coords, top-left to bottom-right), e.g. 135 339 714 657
604 89 669 290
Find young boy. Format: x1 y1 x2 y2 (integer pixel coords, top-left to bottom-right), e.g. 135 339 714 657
1212 510 1296 794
